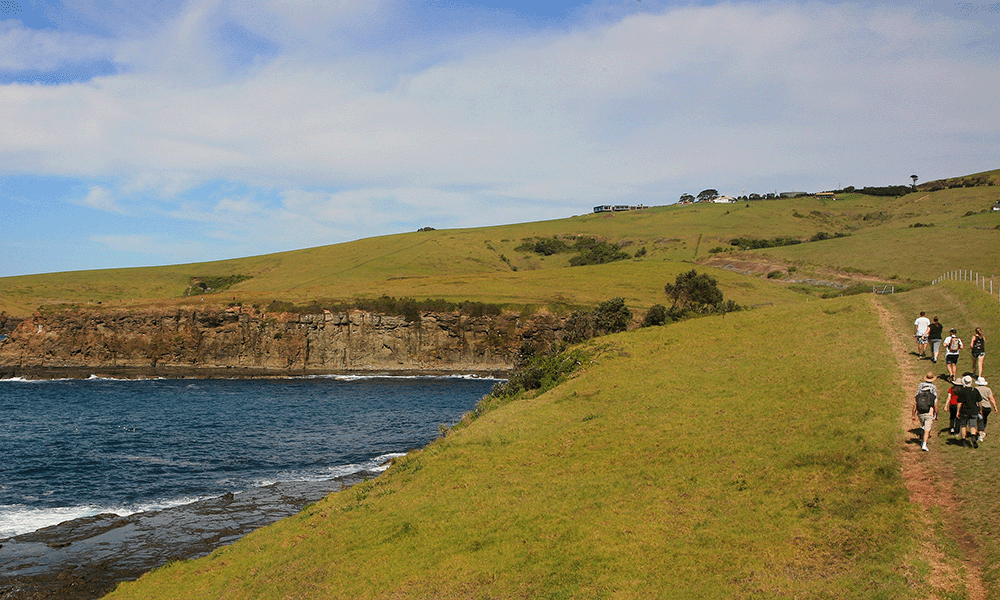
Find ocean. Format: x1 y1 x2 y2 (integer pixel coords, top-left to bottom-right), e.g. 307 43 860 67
0 375 497 538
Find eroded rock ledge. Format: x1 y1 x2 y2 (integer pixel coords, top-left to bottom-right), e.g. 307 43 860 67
0 306 567 377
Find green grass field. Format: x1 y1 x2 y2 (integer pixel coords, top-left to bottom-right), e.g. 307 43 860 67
2 183 997 318
885 282 1000 597
4 175 1000 598
107 296 927 599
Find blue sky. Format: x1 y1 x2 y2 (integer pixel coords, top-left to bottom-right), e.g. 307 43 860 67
1 0 998 277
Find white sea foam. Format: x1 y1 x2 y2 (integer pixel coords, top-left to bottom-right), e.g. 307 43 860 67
0 376 75 383
1 454 407 538
0 496 211 539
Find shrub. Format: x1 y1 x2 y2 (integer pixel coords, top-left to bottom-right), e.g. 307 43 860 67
767 270 784 279
594 297 632 334
641 304 668 327
569 241 631 266
729 236 802 250
563 310 597 344
488 348 589 400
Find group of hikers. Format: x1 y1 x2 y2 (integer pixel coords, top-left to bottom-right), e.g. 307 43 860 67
911 311 995 450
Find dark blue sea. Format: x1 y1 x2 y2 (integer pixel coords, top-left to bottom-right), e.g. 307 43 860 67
0 375 496 538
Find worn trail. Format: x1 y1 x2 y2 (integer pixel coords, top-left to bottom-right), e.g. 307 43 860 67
872 296 985 600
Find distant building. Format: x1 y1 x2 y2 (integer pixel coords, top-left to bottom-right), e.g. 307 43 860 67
816 192 837 200
712 196 736 204
594 204 649 213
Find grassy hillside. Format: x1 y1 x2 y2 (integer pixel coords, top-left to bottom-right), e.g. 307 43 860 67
3 173 996 598
1 183 996 318
107 296 925 599
885 282 1000 596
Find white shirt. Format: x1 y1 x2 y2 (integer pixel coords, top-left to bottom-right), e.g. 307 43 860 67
914 316 930 336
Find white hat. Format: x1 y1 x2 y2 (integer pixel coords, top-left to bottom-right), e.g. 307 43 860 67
962 375 974 387
976 376 989 386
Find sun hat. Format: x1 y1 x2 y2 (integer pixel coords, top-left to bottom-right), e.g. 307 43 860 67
924 372 936 382
962 375 973 387
976 376 989 386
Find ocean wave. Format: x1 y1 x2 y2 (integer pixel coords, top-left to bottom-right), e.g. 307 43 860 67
0 495 211 539
0 453 405 539
312 373 504 381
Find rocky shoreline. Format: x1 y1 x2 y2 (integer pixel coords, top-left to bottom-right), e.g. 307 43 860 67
0 470 379 600
0 365 509 381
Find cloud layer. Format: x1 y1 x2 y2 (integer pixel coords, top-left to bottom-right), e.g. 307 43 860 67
1 0 998 274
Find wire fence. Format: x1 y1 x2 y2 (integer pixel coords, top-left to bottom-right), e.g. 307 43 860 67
932 270 1000 303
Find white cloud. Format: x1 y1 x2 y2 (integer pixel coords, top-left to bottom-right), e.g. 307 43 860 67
2 0 999 269
76 185 126 213
0 20 115 71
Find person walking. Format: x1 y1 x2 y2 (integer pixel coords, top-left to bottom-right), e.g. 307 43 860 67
912 372 938 451
947 381 960 435
914 311 931 357
943 328 963 382
928 317 944 364
976 376 997 442
971 328 986 378
956 375 983 448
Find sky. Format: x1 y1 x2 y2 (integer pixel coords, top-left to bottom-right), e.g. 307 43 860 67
0 0 998 277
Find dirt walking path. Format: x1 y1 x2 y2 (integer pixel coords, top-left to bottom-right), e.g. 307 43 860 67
872 295 986 599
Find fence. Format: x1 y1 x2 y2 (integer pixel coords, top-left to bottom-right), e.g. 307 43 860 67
873 285 895 295
932 270 1000 303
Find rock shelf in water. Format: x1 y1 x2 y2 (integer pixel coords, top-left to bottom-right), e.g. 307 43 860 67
0 471 376 600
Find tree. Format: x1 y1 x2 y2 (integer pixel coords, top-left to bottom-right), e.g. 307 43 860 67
911 174 918 188
679 193 695 204
663 269 724 313
697 189 719 203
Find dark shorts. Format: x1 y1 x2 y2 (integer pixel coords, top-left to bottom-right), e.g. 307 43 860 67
946 354 959 365
961 415 980 429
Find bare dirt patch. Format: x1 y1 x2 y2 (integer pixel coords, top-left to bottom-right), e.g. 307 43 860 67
872 295 985 599
699 253 895 288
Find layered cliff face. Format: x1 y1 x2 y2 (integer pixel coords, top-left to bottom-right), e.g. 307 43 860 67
0 306 565 375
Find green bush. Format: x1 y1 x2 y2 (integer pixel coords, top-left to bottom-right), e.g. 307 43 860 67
569 241 631 266
594 297 632 334
487 348 589 400
641 304 668 327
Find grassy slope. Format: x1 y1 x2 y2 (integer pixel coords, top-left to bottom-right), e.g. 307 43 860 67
885 282 1000 597
760 186 1000 281
2 185 996 317
107 296 921 599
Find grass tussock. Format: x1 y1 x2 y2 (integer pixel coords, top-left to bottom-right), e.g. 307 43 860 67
106 296 922 599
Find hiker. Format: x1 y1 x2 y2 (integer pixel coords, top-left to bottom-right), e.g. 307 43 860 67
947 381 960 435
942 328 963 382
913 311 931 357
976 376 997 442
971 327 986 378
956 375 983 448
928 317 944 364
912 372 938 451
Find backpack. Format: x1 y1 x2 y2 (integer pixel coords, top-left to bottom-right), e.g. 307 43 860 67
948 337 961 352
916 386 936 413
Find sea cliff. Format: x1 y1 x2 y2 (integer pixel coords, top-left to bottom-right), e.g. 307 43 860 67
0 305 565 378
